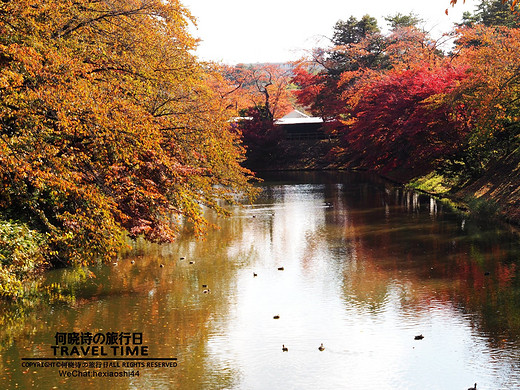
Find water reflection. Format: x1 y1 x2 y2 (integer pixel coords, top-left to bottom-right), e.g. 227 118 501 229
1 171 520 389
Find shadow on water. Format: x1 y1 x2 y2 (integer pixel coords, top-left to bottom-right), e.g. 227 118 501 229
1 171 520 389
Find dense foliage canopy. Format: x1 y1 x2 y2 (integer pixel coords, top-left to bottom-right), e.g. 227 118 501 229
0 0 256 273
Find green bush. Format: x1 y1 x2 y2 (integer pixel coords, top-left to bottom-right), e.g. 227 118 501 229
0 219 49 300
466 196 501 220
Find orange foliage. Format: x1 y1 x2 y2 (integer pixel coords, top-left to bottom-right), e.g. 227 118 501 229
0 0 257 265
218 64 293 119
450 26 520 134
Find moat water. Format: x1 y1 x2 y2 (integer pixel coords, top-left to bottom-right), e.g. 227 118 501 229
1 171 520 389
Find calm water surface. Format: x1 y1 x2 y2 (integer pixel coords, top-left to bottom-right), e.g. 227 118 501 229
1 171 520 390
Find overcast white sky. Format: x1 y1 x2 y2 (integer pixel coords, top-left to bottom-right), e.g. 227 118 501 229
181 0 478 64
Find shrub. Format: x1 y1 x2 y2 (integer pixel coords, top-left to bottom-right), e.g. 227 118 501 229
466 196 501 220
0 219 48 300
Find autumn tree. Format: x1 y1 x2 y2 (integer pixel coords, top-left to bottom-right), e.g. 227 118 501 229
441 25 520 182
291 64 347 120
293 14 443 121
216 63 293 171
220 63 293 120
291 15 385 121
235 106 284 170
340 64 469 178
0 0 256 272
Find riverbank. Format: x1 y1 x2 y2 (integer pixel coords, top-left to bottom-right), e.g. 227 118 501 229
2 138 518 301
455 152 520 225
253 138 520 226
404 151 520 226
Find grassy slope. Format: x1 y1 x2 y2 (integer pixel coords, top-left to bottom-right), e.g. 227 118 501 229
454 150 520 224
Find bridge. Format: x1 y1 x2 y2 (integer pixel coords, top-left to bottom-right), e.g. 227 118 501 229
275 110 328 140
